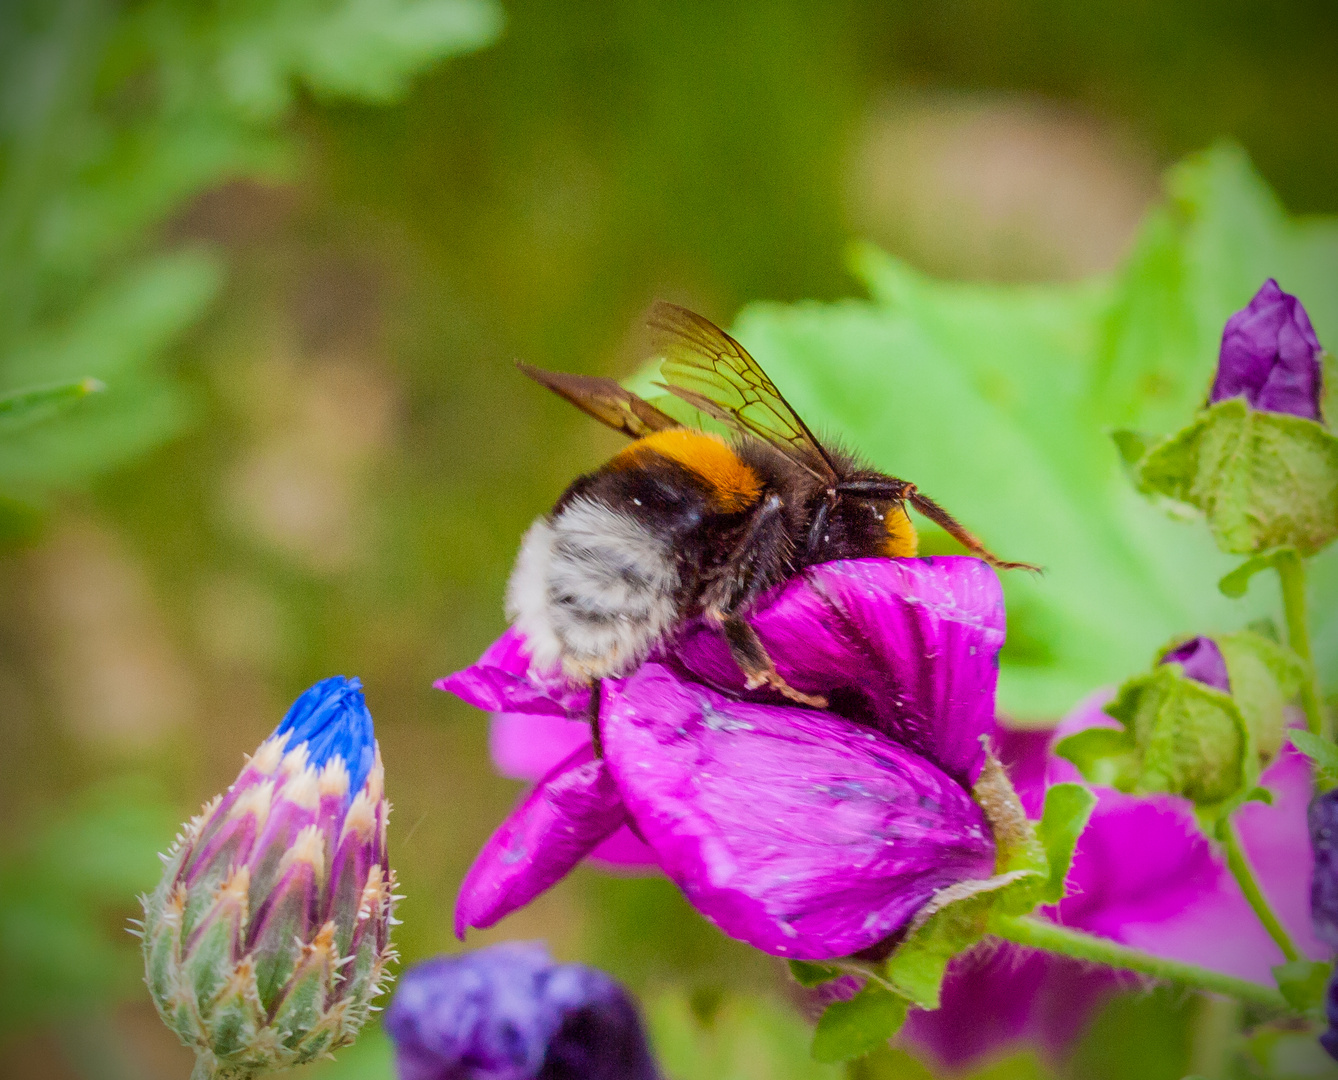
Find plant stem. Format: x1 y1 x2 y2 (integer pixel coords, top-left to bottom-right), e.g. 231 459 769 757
987 913 1291 1011
1223 819 1300 961
1276 549 1327 738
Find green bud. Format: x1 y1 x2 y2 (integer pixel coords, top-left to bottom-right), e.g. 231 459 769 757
1126 397 1338 556
1057 632 1304 823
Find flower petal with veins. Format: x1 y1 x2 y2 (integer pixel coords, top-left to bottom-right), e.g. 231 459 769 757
602 663 995 958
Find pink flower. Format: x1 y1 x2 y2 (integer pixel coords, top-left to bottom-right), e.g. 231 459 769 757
439 557 1005 959
902 695 1326 1072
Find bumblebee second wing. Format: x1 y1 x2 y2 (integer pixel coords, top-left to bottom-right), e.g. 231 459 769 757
516 362 680 440
648 302 837 480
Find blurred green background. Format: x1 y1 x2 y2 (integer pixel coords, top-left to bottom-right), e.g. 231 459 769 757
2 1 1337 1077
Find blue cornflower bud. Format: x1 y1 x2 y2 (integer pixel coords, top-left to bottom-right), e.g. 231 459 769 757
140 677 399 1080
386 943 660 1080
1210 279 1324 421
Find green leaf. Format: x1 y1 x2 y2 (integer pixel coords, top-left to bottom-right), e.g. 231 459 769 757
811 985 907 1065
1289 729 1338 789
698 145 1338 716
789 960 844 988
1136 399 1338 557
1035 783 1097 905
1218 548 1292 598
1272 959 1331 1013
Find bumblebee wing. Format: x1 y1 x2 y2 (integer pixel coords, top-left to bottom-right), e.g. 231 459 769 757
516 362 681 439
648 302 838 482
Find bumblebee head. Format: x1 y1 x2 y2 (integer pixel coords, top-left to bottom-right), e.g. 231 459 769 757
806 474 919 562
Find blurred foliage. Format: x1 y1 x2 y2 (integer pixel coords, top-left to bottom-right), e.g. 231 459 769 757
0 775 177 1037
719 146 1338 719
0 0 500 513
0 0 499 1059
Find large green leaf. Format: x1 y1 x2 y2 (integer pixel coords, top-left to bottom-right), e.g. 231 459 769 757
717 145 1338 718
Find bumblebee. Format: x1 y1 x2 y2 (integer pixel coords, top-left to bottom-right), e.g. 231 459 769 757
508 303 1033 751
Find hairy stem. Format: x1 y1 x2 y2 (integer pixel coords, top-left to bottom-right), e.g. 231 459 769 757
986 914 1291 1011
1276 549 1327 739
1224 819 1300 961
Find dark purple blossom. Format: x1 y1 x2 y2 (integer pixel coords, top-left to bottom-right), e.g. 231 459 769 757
904 695 1326 1072
1309 788 1338 948
385 943 659 1080
1308 788 1338 1061
1210 278 1324 420
1159 636 1230 692
439 557 1004 959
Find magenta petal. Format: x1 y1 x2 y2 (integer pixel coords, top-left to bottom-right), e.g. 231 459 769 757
489 716 658 869
1056 750 1325 982
672 557 1004 783
455 744 627 936
1212 745 1326 963
490 712 593 782
902 944 1117 1071
436 628 589 718
588 826 659 869
601 663 996 959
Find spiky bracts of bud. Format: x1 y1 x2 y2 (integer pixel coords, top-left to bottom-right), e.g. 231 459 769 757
141 677 399 1080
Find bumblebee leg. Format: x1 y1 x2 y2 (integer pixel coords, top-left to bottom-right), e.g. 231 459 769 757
720 615 827 709
588 678 603 759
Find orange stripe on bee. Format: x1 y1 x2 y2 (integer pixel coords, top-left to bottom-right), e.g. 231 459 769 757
882 505 918 558
612 430 762 512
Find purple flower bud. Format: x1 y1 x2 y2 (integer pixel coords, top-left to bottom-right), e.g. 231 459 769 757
141 676 398 1078
1159 636 1230 693
385 943 660 1080
1210 279 1324 421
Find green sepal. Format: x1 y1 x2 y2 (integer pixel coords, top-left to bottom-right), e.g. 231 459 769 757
1035 783 1098 905
1135 398 1338 557
271 949 330 1052
1289 729 1338 790
342 926 381 1008
1272 959 1331 1014
248 874 315 1012
184 901 242 1012
882 875 1028 1010
810 985 907 1064
1218 548 1291 598
201 963 264 1059
1216 629 1306 763
788 960 843 988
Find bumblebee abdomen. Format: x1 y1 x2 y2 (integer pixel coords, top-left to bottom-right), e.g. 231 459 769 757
506 497 680 681
612 429 762 512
